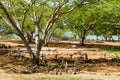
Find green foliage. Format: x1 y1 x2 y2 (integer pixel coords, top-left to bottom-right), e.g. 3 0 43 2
0 0 34 33
92 0 120 36
52 20 72 40
65 1 103 38
1 0 120 40
23 19 34 32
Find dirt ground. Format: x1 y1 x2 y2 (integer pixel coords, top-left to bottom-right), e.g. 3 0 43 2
0 39 120 80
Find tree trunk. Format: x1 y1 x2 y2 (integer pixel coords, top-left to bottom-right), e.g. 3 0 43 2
19 34 35 60
44 26 56 46
34 23 43 65
44 38 49 46
96 35 99 40
103 35 108 41
80 36 85 46
80 30 86 46
26 31 33 43
118 35 120 40
26 31 34 43
110 36 115 42
34 39 43 65
20 29 42 66
108 35 112 41
44 32 52 46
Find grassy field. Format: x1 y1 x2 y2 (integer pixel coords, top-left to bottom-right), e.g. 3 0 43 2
100 47 120 54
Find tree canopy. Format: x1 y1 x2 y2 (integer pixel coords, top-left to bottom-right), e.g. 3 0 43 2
1 0 120 65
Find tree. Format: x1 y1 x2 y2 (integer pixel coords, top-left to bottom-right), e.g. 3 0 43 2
66 1 102 45
92 0 120 41
52 20 71 40
0 0 86 65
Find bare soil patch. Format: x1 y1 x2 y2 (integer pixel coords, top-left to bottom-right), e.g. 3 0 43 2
0 39 120 80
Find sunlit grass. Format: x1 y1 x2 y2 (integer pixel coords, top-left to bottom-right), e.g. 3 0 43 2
100 47 120 54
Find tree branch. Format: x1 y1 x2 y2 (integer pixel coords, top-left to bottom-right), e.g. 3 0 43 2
12 15 21 31
59 0 86 16
38 13 43 24
10 1 21 30
59 6 77 15
1 16 18 34
21 0 36 32
0 2 23 36
21 10 27 32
